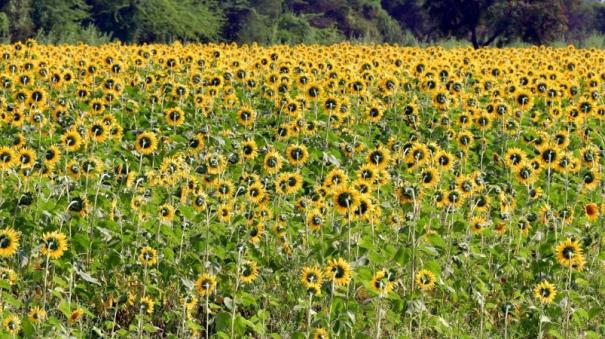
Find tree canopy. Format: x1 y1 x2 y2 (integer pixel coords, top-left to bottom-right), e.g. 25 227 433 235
0 0 604 46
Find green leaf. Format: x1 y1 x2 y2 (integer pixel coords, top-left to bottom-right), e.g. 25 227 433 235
215 312 231 332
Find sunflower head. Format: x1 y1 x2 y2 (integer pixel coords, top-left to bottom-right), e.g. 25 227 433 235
415 269 436 291
0 229 19 257
534 280 556 304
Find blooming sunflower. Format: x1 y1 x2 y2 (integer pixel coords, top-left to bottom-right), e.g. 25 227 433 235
158 204 175 223
240 260 259 284
61 130 82 152
135 131 158 155
370 270 393 295
138 246 158 266
40 231 68 259
0 267 17 285
286 144 309 166
28 306 47 324
164 107 185 127
585 203 599 221
366 145 391 170
332 185 360 215
140 296 154 314
0 228 19 257
195 273 217 296
555 238 583 267
534 281 556 304
236 106 256 127
301 266 323 289
325 257 351 287
0 147 16 170
2 314 20 334
416 269 437 291
313 328 329 339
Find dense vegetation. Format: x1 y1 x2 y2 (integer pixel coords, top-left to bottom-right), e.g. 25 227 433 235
0 41 604 337
2 0 605 46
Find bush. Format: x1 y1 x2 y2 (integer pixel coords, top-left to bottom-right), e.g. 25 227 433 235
34 25 112 45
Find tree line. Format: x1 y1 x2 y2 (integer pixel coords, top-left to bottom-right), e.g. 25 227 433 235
1 0 605 47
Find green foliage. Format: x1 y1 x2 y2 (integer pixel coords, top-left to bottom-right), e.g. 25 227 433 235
34 24 112 45
0 12 8 41
89 0 223 42
2 0 35 41
0 0 603 46
32 0 90 36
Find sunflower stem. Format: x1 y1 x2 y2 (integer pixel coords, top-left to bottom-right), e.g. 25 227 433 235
375 295 382 339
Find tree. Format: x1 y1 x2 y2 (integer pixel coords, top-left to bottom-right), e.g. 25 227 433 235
32 0 90 37
424 0 513 48
88 0 223 43
1 0 35 42
424 0 578 48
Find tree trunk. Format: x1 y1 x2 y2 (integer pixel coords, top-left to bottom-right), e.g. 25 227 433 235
471 27 479 49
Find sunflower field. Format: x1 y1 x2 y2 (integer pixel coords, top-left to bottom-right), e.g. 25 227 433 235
0 40 604 338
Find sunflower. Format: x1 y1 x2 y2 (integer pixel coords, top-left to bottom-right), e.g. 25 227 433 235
515 90 534 108
514 161 537 185
61 130 82 152
286 144 309 166
282 172 303 195
585 203 599 221
44 145 61 166
301 266 323 289
306 209 324 231
195 273 217 296
419 166 440 188
0 229 19 257
263 150 283 174
332 185 360 214
325 257 351 287
240 260 259 284
135 131 158 155
470 216 487 234
534 281 556 304
313 328 329 339
0 267 17 285
370 270 393 295
537 143 559 167
188 133 205 152
164 107 185 127
88 121 109 143
240 139 258 161
249 223 264 244
40 231 68 259
415 269 436 291
206 153 226 175
0 147 16 170
217 203 234 223
433 150 454 171
181 295 198 315
236 107 256 127
581 169 601 191
324 168 348 188
456 131 474 149
137 296 154 315
158 204 175 223
192 193 208 212
504 148 526 168
138 246 158 266
555 238 583 267
214 179 234 200
246 182 266 204
28 306 47 324
366 145 391 170
2 314 20 334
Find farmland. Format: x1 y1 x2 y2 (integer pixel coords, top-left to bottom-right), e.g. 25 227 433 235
0 41 604 338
